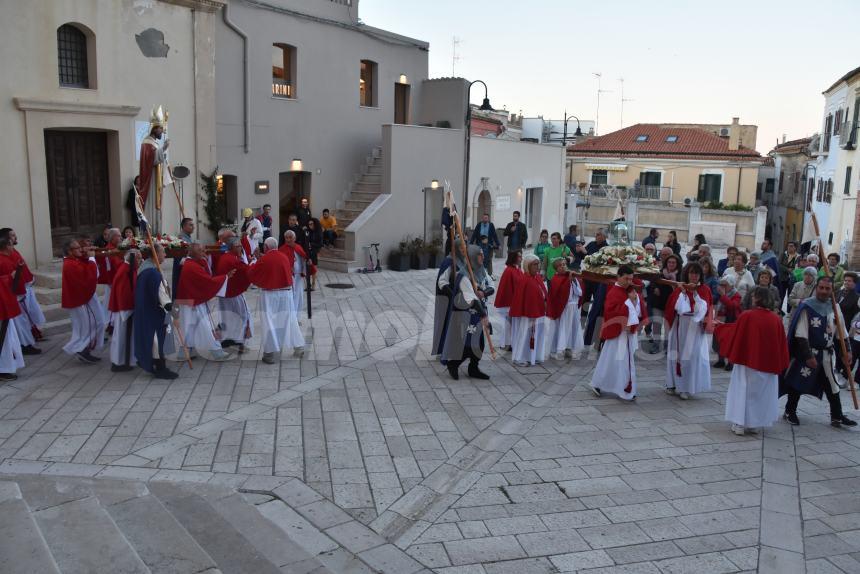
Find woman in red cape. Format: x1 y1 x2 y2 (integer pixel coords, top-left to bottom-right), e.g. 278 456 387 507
664 263 713 400
510 254 547 366
716 286 789 435
494 250 523 351
547 258 585 358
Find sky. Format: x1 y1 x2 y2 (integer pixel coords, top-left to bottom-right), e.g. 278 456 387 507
360 0 860 153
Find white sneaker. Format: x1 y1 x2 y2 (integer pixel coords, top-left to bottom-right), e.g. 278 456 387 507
591 386 602 397
731 424 746 436
665 387 676 396
678 392 690 400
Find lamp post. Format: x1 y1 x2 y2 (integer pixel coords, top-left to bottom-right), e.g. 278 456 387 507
463 80 493 232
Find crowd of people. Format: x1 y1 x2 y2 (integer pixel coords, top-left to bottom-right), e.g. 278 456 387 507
435 214 858 436
0 202 330 382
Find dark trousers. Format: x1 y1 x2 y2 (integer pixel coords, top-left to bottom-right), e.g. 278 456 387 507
323 230 337 246
785 382 843 419
447 339 484 371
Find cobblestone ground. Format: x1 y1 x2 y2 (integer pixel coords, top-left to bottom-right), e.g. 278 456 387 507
1 268 859 573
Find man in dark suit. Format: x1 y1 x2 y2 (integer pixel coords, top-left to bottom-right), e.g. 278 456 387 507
503 211 528 253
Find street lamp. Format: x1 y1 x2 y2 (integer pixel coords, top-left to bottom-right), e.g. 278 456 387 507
463 80 493 231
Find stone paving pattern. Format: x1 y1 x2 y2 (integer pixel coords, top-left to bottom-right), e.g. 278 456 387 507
1 268 859 572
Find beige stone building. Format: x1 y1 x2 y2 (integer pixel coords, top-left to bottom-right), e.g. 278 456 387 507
567 119 763 207
1 0 223 266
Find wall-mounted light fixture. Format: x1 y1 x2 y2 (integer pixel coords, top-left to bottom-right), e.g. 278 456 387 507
290 158 303 172
398 74 408 84
430 179 440 190
255 180 269 194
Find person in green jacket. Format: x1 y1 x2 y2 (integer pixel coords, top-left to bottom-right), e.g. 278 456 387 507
543 232 572 281
819 253 846 290
533 229 550 272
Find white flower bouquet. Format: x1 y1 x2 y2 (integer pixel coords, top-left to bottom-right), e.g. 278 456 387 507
583 245 659 275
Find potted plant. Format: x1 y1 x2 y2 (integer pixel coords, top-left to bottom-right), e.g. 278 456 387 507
389 238 411 271
426 237 442 268
410 237 430 270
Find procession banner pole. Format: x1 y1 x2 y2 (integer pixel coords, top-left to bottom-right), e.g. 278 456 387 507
811 212 858 409
135 186 193 370
446 187 497 360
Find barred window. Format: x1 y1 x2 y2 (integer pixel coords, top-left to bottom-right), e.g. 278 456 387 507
57 24 89 88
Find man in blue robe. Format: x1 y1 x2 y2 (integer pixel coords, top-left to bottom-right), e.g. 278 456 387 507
134 243 178 380
781 276 856 427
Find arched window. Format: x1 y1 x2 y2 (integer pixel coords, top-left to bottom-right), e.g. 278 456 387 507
57 24 91 88
272 43 296 99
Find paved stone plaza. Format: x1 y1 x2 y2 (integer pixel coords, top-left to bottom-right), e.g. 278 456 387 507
1 268 860 573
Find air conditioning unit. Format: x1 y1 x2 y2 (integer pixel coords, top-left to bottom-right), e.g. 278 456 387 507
683 197 694 206
719 128 730 137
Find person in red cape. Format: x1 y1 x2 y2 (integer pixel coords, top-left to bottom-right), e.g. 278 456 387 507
0 235 25 381
0 234 41 356
138 121 169 229
97 228 123 318
215 237 253 353
209 228 236 274
713 275 743 370
591 265 648 401
108 249 140 372
510 254 548 366
664 262 713 400
547 258 585 359
494 250 523 351
61 239 106 363
716 286 790 435
280 230 316 318
248 237 304 363
176 241 235 361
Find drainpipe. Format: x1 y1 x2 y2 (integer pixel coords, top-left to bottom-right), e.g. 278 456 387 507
736 165 743 204
222 4 249 153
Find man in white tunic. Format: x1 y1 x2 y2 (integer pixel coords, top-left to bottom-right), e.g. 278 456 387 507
0 228 46 350
664 263 712 400
591 265 648 401
108 249 140 372
214 238 253 353
61 239 106 363
716 287 790 435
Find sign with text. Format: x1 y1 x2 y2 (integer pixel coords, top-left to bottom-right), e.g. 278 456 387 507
496 195 511 210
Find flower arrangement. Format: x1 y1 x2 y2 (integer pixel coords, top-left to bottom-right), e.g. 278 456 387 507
118 233 187 251
583 245 659 275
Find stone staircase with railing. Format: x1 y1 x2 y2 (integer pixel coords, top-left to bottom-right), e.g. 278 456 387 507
317 147 384 273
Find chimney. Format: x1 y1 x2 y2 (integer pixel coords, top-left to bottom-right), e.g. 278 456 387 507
728 117 740 150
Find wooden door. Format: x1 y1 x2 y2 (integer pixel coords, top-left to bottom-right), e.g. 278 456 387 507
394 83 410 124
45 130 110 255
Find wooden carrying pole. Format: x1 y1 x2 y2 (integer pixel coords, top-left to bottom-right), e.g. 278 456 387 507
446 189 497 360
810 213 859 409
165 162 186 220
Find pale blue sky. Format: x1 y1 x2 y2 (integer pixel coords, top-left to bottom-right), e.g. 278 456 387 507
361 0 860 153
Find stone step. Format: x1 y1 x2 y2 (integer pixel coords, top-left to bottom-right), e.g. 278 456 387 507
357 174 381 184
317 255 357 273
205 491 326 573
344 199 373 210
348 191 382 202
33 286 61 306
336 208 364 219
104 493 219 574
149 482 283 574
32 269 61 290
33 496 150 574
353 182 381 192
0 482 61 574
40 303 67 324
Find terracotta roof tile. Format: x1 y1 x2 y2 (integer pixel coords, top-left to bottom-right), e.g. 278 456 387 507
567 124 762 161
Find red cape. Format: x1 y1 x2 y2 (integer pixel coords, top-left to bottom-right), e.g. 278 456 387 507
61 257 98 309
138 139 157 207
215 252 251 297
247 250 293 290
108 261 136 312
241 235 253 260
494 265 522 309
11 249 33 285
0 274 21 321
547 273 584 320
600 283 648 340
715 307 789 374
509 273 547 318
279 243 317 276
177 258 227 306
0 252 25 296
664 284 713 329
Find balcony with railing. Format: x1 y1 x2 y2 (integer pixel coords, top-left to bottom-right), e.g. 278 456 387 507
585 185 671 200
840 120 858 149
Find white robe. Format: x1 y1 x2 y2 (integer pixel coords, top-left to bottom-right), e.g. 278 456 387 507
14 282 45 347
218 294 252 343
101 285 112 322
550 280 585 354
591 296 642 401
259 289 304 353
665 291 711 395
725 365 780 428
496 306 513 347
13 314 35 347
179 278 227 357
109 310 135 366
0 321 24 374
292 257 305 317
511 316 546 365
243 218 264 255
63 295 107 355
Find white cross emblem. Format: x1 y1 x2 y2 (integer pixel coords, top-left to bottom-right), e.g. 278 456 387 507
800 367 812 378
466 324 478 334
811 317 822 328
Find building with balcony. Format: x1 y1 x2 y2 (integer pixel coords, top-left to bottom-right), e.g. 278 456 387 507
566 119 764 208
812 65 860 265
